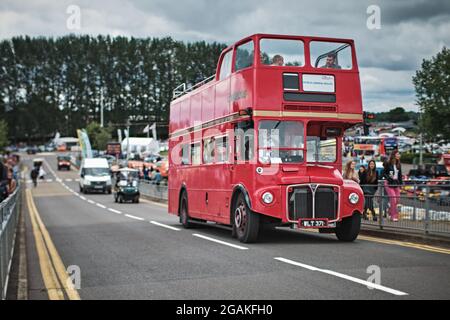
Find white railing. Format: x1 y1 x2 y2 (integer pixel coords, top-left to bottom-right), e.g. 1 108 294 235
172 75 215 100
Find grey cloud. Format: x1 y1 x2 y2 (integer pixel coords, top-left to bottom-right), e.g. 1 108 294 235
0 0 448 112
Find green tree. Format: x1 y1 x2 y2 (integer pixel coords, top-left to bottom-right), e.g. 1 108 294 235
387 107 409 122
0 120 9 150
86 122 111 151
413 47 450 140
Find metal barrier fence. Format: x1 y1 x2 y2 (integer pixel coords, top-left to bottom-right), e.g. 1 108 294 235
139 180 168 201
361 180 450 236
137 179 450 237
0 183 21 299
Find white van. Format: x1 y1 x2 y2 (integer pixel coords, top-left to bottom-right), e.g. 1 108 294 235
79 158 112 194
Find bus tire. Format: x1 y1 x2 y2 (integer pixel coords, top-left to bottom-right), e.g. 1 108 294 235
233 193 259 243
179 192 193 229
335 213 361 242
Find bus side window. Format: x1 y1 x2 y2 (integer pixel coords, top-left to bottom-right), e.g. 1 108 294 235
235 40 254 72
219 50 233 80
216 137 229 163
235 121 254 162
191 143 201 165
181 144 190 165
203 138 215 164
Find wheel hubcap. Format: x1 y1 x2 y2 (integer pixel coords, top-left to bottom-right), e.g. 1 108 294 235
235 202 247 231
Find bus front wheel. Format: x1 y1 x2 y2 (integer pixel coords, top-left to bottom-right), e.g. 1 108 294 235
180 192 193 229
233 193 259 243
335 213 361 242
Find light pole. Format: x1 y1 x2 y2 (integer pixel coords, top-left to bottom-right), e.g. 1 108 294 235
126 119 131 161
100 87 104 128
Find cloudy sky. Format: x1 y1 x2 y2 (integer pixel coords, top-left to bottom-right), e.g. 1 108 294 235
1 0 449 112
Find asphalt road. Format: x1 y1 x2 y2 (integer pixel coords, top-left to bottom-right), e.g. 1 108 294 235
21 154 450 300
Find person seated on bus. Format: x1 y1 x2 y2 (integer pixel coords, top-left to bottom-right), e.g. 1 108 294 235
321 53 341 69
271 55 284 66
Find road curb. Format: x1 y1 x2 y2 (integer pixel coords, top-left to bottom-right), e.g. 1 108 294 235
141 194 168 204
360 226 450 249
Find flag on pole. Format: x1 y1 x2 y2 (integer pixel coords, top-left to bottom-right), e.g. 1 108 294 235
150 123 157 140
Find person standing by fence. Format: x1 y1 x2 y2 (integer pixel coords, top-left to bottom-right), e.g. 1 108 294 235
383 151 403 222
360 160 379 221
0 161 8 202
343 160 360 183
6 167 17 195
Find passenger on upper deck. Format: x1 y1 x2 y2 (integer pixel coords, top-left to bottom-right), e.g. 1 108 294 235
271 55 284 66
321 53 341 69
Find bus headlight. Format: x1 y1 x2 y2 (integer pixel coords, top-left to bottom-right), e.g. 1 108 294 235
262 192 274 204
349 193 359 205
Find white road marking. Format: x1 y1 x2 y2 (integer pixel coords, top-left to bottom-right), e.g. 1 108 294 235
125 214 145 221
65 179 73 182
96 203 107 209
150 221 181 231
87 200 95 204
80 196 87 201
274 257 408 296
108 208 122 214
192 234 248 250
46 179 53 183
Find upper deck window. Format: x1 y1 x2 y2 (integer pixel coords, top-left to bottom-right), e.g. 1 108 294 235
235 41 254 72
310 41 353 70
219 50 233 80
260 39 305 67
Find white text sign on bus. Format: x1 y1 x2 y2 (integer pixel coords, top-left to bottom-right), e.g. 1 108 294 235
302 74 335 93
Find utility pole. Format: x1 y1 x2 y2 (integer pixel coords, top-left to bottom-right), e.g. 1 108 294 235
419 133 423 166
100 87 104 128
126 120 131 161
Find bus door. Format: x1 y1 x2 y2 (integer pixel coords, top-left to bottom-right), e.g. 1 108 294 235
231 120 255 202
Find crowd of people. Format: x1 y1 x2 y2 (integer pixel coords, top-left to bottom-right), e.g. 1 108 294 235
343 150 403 222
142 166 163 185
0 153 20 203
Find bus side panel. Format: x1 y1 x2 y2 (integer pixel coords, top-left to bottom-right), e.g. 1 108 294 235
169 102 181 133
186 167 204 218
190 93 202 127
254 68 283 112
180 98 191 129
335 72 363 115
201 86 215 123
230 69 254 113
214 78 231 119
168 138 179 216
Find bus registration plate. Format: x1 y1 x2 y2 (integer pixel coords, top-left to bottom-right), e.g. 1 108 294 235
298 219 328 228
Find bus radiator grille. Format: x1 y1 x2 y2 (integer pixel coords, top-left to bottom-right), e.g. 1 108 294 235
288 186 338 221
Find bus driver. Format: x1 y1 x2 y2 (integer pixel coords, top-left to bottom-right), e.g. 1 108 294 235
321 53 341 69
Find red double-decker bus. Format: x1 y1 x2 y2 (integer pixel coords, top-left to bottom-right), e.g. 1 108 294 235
168 34 364 243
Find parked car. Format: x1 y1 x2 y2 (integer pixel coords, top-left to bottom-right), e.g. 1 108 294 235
26 146 39 155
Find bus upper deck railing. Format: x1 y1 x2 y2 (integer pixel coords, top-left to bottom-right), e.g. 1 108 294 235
0 183 21 299
172 75 215 100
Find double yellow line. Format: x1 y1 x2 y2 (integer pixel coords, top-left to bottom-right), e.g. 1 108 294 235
26 189 81 300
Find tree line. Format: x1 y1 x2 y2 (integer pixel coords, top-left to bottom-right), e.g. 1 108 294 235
0 35 226 143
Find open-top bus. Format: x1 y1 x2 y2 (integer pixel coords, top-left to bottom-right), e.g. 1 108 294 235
168 34 364 243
